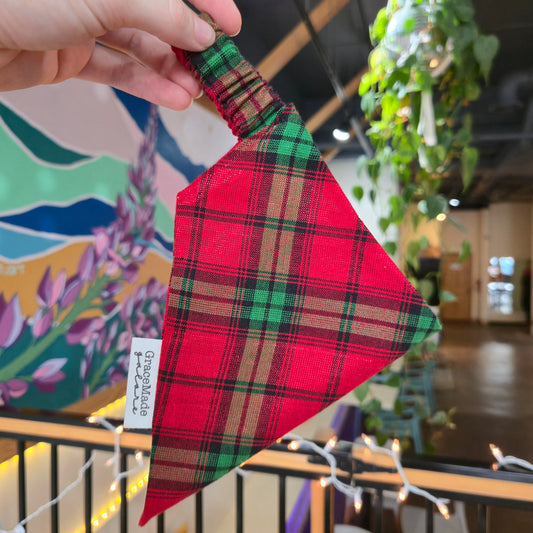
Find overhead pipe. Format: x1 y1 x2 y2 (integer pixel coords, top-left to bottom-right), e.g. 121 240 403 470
292 0 373 158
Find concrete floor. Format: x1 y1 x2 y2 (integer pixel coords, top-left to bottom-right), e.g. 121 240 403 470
432 322 533 533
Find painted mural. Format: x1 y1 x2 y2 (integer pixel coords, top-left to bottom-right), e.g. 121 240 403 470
0 80 235 409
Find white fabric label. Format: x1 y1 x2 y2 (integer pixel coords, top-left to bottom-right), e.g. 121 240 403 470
124 337 162 429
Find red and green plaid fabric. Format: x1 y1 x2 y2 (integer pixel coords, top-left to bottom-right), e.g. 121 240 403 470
139 20 440 525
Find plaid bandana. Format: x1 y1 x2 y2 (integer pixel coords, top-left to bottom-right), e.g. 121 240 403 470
139 19 439 525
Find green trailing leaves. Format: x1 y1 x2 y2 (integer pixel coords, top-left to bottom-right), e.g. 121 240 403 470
461 146 479 190
474 35 500 82
354 381 370 402
361 91 377 116
379 217 390 233
459 240 471 262
393 398 404 416
352 186 364 201
355 0 498 452
361 398 382 415
440 290 457 303
365 415 382 431
383 241 397 256
419 194 448 220
385 374 402 387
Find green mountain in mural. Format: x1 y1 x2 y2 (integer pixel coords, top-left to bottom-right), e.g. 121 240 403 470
0 116 173 241
0 101 91 167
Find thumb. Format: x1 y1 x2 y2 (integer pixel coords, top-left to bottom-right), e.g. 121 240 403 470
101 0 218 51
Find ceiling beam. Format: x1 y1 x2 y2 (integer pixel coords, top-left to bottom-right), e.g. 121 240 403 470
257 0 351 81
306 69 367 134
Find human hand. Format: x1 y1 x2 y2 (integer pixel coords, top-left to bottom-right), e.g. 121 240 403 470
0 0 241 109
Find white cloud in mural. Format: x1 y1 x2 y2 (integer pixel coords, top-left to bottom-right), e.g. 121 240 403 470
159 102 237 168
0 80 137 162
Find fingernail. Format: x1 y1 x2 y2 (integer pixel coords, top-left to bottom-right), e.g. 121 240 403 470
195 18 215 47
194 89 204 100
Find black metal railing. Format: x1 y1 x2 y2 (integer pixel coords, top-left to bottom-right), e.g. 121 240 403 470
1 408 533 533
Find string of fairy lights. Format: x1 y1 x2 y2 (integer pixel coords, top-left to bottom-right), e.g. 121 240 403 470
1 394 532 532
0 397 150 533
281 433 452 519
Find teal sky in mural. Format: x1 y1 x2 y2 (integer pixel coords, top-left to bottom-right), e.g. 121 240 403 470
0 125 173 241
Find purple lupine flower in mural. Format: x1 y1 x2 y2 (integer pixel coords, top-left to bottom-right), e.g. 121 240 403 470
37 268 67 307
0 379 29 406
66 317 105 345
78 245 96 282
36 267 52 307
123 263 139 284
0 294 26 349
32 358 67 393
59 275 83 309
31 308 54 338
0 106 164 405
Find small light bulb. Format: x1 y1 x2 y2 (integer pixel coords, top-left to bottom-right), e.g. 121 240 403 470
398 487 408 502
327 437 337 449
438 503 450 519
354 499 362 513
87 416 96 424
392 439 400 454
138 480 144 487
319 477 328 488
276 438 282 444
131 486 137 493
288 441 299 451
429 58 439 68
144 475 149 481
110 482 117 492
93 519 99 527
135 452 143 461
115 425 124 435
490 443 503 461
332 128 351 142
361 433 374 449
101 512 108 519
110 505 116 512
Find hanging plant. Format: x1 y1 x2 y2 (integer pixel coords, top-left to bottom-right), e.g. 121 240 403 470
353 0 498 449
357 0 499 268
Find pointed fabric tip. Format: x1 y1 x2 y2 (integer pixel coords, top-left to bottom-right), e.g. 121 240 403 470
139 19 440 526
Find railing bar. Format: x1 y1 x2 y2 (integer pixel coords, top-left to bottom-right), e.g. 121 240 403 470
478 503 487 533
324 485 332 533
278 475 286 533
157 512 165 533
17 440 27 523
236 473 244 533
84 448 93 533
51 444 59 533
195 490 203 533
120 453 128 533
425 500 434 533
375 489 383 533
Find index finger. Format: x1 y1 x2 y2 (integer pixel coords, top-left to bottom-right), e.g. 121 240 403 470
190 0 242 37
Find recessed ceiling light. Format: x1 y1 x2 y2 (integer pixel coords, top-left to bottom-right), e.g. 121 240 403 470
449 198 460 207
332 128 350 142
